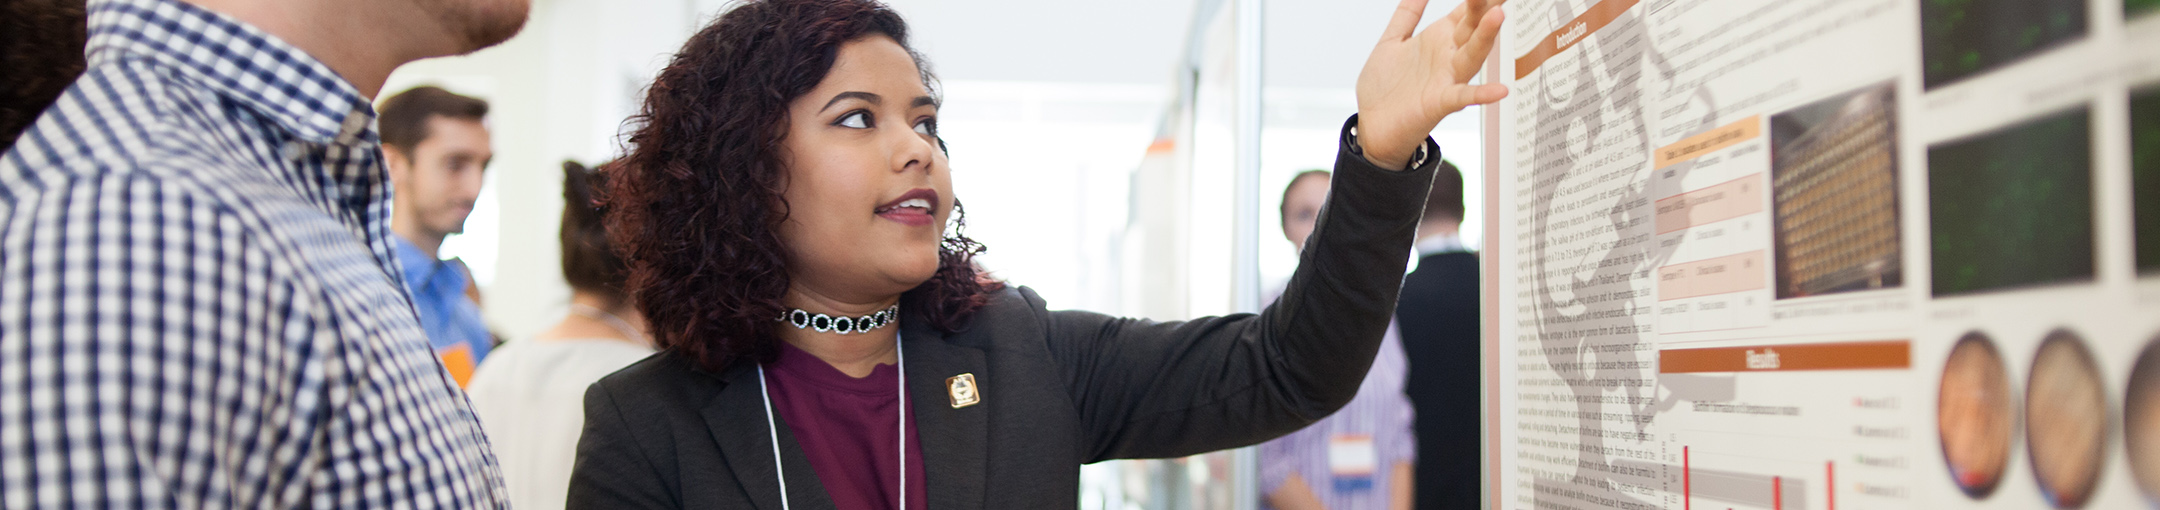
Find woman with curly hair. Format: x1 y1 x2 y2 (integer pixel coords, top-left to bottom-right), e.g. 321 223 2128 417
570 0 1508 508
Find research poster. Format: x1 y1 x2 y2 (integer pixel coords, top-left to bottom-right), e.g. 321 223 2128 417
1486 0 2160 508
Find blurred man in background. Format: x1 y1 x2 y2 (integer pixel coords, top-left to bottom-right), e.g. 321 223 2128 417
380 85 499 387
1261 169 1418 510
1396 160 1480 510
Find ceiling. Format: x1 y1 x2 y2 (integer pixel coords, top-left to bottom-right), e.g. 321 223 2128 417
876 0 1202 85
713 0 1465 90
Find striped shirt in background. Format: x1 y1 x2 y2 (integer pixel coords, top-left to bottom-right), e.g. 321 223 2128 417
0 0 507 507
1258 286 1418 509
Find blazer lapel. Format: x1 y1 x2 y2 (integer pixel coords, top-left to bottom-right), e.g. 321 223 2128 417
902 321 990 510
704 364 839 510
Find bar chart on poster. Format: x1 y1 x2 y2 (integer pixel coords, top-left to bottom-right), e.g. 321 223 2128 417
1485 0 2160 508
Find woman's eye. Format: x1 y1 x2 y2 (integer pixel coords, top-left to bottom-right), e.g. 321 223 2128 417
913 118 937 136
837 111 871 129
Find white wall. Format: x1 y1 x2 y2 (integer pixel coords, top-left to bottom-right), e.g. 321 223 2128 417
937 81 1164 312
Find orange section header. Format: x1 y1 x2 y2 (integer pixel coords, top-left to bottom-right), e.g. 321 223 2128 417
1656 116 1762 169
1513 0 1640 80
1661 340 1911 373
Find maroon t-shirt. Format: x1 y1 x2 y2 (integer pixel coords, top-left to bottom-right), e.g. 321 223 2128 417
763 342 927 510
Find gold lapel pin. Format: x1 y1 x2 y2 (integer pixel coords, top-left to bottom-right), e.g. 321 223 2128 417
946 373 980 408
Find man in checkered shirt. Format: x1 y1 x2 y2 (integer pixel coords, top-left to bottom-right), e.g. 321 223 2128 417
0 0 529 507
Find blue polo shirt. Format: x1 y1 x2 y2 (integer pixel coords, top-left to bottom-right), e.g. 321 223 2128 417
394 236 494 386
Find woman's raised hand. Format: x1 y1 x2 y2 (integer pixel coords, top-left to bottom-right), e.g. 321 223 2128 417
1354 0 1508 170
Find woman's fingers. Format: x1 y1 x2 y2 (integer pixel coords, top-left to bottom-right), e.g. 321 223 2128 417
1451 6 1505 82
1436 83 1510 117
1472 82 1510 105
1450 1 1479 47
1383 0 1432 42
1358 0 1511 164
1453 0 1503 47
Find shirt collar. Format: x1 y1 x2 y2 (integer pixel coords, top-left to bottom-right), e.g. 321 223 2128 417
86 0 377 146
393 235 458 289
1415 233 1469 256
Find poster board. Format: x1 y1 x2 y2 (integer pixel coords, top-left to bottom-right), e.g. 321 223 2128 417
1485 0 2160 508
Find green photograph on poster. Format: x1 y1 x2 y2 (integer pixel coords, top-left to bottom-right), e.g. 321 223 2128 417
1928 107 2096 296
2135 87 2159 274
2132 0 2160 19
1922 0 2086 89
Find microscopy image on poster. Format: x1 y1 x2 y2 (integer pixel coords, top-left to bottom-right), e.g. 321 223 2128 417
1769 83 1902 299
1921 0 2087 89
2129 335 2160 503
2136 87 2159 275
2134 0 2160 20
2025 330 2107 508
1928 107 2095 297
1940 332 2016 499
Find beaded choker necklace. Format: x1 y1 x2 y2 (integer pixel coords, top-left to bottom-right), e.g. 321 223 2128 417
779 304 899 335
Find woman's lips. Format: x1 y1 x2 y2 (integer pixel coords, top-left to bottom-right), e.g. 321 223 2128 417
877 207 934 226
875 189 939 227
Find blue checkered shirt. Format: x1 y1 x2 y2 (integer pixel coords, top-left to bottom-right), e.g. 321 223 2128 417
0 0 507 507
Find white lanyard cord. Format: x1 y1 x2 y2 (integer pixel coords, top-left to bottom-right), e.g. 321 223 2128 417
897 343 908 510
756 336 907 510
756 364 793 510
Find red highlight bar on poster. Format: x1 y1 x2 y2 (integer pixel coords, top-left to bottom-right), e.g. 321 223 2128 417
1773 476 1782 510
1826 461 1836 510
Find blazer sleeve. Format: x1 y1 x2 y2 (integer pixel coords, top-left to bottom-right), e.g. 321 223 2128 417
566 382 677 509
1050 114 1440 462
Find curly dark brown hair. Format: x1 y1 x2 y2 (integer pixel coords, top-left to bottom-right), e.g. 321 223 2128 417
1 0 87 153
608 0 999 374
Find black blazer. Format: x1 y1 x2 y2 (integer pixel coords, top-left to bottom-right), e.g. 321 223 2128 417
568 117 1442 509
1396 250 1481 510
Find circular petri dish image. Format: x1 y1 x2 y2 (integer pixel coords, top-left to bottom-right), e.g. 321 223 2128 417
2126 334 2160 504
1940 331 2015 498
2026 329 2107 508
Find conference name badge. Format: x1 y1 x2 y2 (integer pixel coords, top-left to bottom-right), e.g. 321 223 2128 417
1329 434 1377 493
